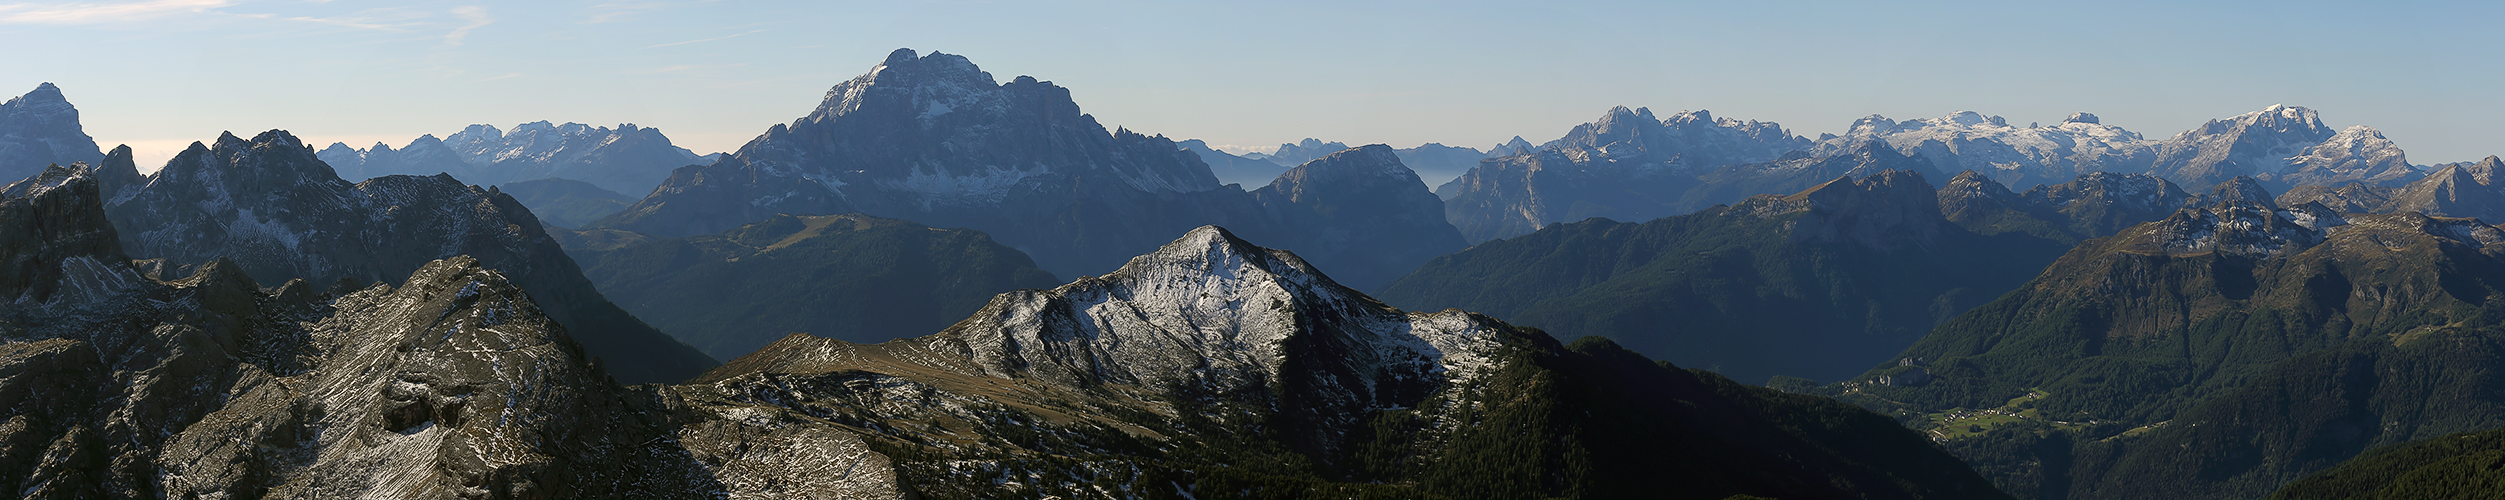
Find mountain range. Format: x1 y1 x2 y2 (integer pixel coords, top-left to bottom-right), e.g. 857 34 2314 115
1442 104 2436 244
1 165 2010 497
20 48 2505 499
317 121 714 196
95 130 715 384
1435 106 1817 242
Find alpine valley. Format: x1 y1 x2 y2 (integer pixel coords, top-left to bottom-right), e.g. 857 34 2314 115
7 43 2505 500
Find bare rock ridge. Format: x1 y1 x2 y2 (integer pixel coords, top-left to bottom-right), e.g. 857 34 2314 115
96 130 716 384
0 171 903 498
592 48 1457 291
0 83 105 183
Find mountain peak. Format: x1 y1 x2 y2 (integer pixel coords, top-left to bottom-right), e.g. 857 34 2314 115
1112 225 1330 290
883 47 919 65
19 82 66 103
2065 112 2101 124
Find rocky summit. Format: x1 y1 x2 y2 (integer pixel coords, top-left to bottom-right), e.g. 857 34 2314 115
96 130 715 384
0 83 105 184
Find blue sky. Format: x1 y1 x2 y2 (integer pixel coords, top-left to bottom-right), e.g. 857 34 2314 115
8 0 2501 170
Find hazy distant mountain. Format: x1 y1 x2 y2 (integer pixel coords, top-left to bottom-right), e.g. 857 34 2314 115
565 213 1060 360
1263 137 1350 167
591 48 1461 291
1178 138 1289 186
1437 106 1813 242
1231 138 1489 189
1390 142 1484 188
0 83 104 183
1248 145 1467 291
1384 170 2070 385
495 177 639 228
100 130 715 383
319 121 712 195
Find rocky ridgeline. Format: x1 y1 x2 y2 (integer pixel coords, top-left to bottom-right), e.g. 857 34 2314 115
99 130 715 384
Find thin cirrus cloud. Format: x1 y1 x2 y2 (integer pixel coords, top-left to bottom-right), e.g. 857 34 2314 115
442 5 489 45
643 28 764 49
0 0 234 24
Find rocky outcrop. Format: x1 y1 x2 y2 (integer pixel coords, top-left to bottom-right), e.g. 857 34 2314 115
0 83 104 183
1178 138 1288 187
0 163 125 303
98 130 716 384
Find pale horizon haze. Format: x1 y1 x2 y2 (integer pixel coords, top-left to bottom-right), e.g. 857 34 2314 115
8 0 2501 174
